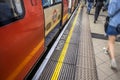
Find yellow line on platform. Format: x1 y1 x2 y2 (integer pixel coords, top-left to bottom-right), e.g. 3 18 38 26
51 6 81 80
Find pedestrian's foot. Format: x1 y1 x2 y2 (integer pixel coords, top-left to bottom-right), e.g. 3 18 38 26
111 59 118 69
86 11 90 14
103 47 109 54
94 20 96 23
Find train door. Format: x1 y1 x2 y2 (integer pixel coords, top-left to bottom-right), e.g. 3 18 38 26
42 0 62 37
62 0 69 26
75 0 78 8
72 0 75 12
42 0 62 46
0 0 44 79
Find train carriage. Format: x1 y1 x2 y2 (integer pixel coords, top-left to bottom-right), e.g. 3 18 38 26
0 0 78 79
0 0 45 79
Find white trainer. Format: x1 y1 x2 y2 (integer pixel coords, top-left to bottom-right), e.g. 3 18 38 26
111 59 118 69
103 47 109 54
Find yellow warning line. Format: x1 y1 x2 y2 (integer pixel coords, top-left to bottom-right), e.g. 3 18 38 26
51 6 81 80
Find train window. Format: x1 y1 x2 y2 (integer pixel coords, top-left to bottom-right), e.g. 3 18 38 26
42 0 52 7
12 0 23 16
54 0 62 3
0 0 24 27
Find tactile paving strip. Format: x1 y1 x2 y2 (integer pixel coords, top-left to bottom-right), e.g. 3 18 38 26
76 56 96 69
75 8 98 80
75 67 98 80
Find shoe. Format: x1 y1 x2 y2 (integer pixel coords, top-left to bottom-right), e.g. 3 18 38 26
103 47 109 54
88 12 90 14
94 20 96 23
86 11 90 14
111 59 117 69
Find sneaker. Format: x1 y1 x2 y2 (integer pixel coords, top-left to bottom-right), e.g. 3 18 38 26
111 59 117 69
86 11 90 14
103 47 109 54
94 20 96 23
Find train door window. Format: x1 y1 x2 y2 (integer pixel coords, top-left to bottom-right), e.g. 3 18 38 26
0 0 24 27
54 0 62 3
12 0 23 16
42 0 53 7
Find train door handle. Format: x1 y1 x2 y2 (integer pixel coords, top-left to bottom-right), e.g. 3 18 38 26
31 0 37 6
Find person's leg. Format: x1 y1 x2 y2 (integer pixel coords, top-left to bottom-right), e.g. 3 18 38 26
108 35 116 59
94 5 102 23
89 2 93 13
85 0 87 4
108 35 117 68
87 2 90 14
97 5 102 16
94 5 99 23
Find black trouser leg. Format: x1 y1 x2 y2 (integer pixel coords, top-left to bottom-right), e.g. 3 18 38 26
94 5 102 21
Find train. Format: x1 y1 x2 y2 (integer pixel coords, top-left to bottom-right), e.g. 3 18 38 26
0 0 79 79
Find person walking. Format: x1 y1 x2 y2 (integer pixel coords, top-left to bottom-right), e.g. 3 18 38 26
103 0 110 11
87 0 94 14
104 0 120 69
94 0 104 23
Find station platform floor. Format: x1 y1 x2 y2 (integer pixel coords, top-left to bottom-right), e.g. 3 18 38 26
90 7 120 80
33 5 120 80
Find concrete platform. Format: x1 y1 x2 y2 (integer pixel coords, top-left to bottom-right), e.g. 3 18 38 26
89 7 120 80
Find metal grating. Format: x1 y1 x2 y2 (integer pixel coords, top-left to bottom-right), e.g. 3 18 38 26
63 44 78 65
56 39 65 50
58 63 76 80
39 61 57 80
63 29 69 35
69 32 80 44
50 50 62 61
61 34 68 40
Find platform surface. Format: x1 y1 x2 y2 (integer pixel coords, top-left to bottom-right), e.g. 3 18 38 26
34 5 120 80
89 7 120 80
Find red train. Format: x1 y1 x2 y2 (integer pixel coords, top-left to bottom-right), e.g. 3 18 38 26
0 0 79 79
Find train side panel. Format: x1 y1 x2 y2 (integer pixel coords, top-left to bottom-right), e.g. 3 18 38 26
0 0 44 79
44 4 62 36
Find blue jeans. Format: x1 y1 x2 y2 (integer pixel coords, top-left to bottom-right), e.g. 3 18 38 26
106 25 120 36
87 2 93 13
